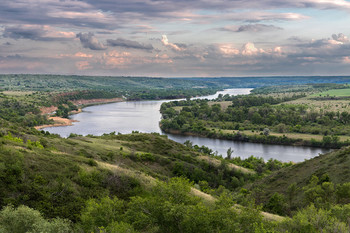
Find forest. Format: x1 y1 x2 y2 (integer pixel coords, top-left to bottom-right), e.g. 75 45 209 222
1 75 350 232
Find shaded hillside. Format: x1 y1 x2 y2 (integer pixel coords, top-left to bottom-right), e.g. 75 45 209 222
248 146 350 211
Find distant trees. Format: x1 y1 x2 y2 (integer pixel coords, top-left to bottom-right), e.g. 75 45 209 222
160 94 350 148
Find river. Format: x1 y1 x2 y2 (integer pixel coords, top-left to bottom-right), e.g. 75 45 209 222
43 88 330 162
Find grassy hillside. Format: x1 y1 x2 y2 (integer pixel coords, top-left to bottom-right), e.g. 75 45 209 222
247 146 350 213
0 128 256 217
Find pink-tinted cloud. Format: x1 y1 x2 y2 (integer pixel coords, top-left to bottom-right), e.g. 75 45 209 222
76 61 92 70
161 35 185 52
343 56 350 64
219 44 240 56
101 50 131 69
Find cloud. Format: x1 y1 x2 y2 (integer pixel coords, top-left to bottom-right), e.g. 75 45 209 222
332 33 349 43
241 43 259 55
343 57 350 64
57 52 94 59
219 44 240 56
76 32 106 50
76 61 92 70
226 12 308 22
161 35 185 51
220 24 283 33
101 50 131 69
107 38 154 50
0 0 347 33
3 25 75 41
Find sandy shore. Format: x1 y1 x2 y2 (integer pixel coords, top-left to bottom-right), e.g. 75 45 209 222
36 97 124 130
35 117 78 130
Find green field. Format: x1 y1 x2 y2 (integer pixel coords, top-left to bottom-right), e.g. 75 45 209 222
314 88 350 97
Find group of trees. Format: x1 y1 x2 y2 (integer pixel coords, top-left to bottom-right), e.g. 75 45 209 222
0 98 52 127
160 94 350 148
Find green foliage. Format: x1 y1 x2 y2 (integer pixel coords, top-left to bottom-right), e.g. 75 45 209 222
230 156 292 175
80 196 125 232
99 221 137 233
264 193 287 216
0 98 51 127
279 204 349 232
26 139 44 149
123 178 270 233
0 205 71 233
4 132 23 143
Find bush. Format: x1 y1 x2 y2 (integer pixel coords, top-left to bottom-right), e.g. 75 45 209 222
0 205 71 233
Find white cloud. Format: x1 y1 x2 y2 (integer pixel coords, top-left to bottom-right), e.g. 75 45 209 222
161 35 185 51
219 44 240 56
241 42 259 56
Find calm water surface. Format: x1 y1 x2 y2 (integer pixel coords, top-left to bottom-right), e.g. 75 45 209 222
44 89 330 162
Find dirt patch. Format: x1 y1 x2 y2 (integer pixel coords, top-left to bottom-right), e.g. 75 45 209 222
35 117 78 130
40 106 58 115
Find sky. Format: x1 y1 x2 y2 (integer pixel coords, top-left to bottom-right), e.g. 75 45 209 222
0 0 350 77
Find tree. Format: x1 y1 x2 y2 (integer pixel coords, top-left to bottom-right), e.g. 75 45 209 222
226 147 234 160
80 196 125 232
287 183 298 210
184 140 193 148
264 193 287 215
263 128 270 136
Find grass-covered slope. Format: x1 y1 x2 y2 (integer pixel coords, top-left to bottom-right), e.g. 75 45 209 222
0 130 256 221
248 146 350 208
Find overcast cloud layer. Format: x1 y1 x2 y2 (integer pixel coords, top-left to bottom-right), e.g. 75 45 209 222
0 0 350 76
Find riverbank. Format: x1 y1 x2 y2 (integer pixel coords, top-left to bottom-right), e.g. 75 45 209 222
161 127 347 149
36 97 124 129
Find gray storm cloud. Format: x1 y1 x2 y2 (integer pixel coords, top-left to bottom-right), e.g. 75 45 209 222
107 38 154 50
4 26 47 41
76 32 106 50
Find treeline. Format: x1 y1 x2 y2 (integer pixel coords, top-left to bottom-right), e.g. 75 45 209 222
160 96 350 148
251 83 349 94
52 90 122 104
162 125 346 148
126 88 217 100
230 94 306 107
0 74 220 92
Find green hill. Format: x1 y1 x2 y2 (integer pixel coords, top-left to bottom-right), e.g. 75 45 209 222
248 146 350 214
